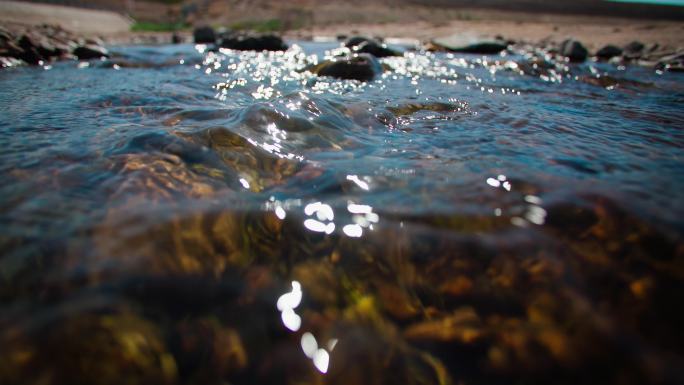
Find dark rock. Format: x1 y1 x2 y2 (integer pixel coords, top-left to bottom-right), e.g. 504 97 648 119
344 36 373 48
172 32 182 44
355 41 400 58
218 33 287 51
73 45 109 60
430 35 507 54
596 45 623 60
193 26 216 44
310 53 382 82
560 39 588 62
624 41 645 55
656 51 684 72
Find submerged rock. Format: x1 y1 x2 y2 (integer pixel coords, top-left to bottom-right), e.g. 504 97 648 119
193 26 216 44
596 45 623 60
560 39 588 62
430 35 507 54
74 44 109 60
310 53 382 82
218 33 287 51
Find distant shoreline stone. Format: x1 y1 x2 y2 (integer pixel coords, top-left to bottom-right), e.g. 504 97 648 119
0 24 108 68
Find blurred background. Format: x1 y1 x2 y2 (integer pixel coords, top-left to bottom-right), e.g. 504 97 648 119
5 0 684 34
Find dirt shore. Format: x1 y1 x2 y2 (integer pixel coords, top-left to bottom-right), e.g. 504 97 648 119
0 1 131 35
299 10 684 51
1 1 682 51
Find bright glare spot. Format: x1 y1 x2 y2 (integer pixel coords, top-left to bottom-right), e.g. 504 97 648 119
304 219 328 233
275 206 286 220
276 281 302 311
502 181 512 191
497 174 507 181
327 339 339 351
348 203 373 214
239 178 250 189
325 222 335 235
343 224 363 237
281 308 301 332
486 178 501 187
494 208 502 216
347 175 370 190
301 332 318 358
304 202 321 216
313 349 330 373
316 204 334 221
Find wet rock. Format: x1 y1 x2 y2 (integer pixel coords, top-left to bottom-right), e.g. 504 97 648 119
344 36 373 48
310 53 383 82
193 26 216 44
596 45 623 60
0 56 23 68
73 44 109 60
656 52 684 72
218 32 287 51
560 39 588 62
430 35 507 54
355 40 401 58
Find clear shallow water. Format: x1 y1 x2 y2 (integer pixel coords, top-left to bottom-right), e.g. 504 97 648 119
0 42 683 385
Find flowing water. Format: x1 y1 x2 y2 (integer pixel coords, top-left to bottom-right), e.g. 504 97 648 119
0 42 683 385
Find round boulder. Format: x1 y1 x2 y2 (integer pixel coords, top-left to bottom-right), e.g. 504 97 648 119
311 53 383 82
193 26 216 44
560 39 588 63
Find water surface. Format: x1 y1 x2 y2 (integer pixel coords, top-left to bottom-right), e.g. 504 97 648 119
0 42 683 385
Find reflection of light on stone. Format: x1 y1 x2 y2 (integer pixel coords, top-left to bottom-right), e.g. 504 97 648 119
281 308 301 332
346 175 370 190
327 339 338 351
239 178 250 189
313 349 330 373
301 332 318 358
343 224 363 237
275 206 286 220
